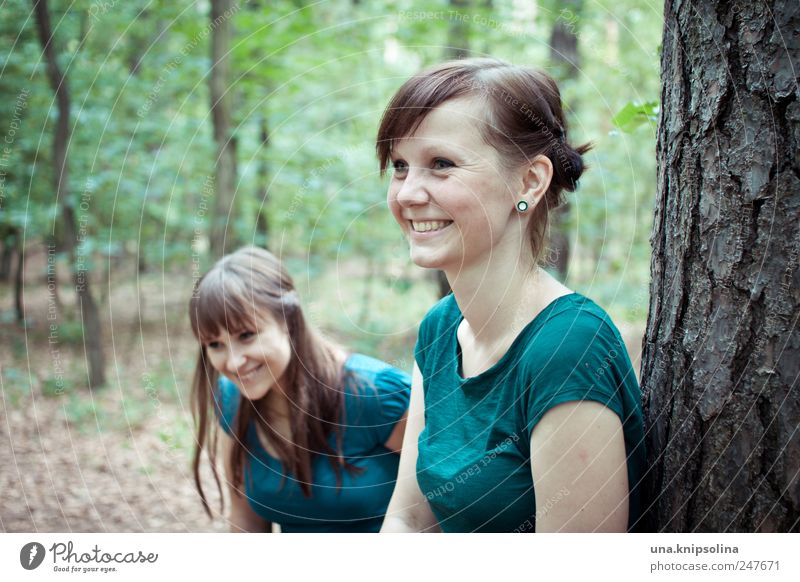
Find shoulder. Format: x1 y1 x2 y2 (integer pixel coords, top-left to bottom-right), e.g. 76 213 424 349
341 354 411 445
517 294 632 415
543 293 616 329
344 353 411 401
520 293 626 370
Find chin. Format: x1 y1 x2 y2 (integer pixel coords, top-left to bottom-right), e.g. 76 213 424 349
411 255 444 270
239 383 272 401
410 249 452 271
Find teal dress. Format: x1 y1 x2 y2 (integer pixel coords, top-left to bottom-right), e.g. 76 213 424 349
415 293 646 532
215 353 410 532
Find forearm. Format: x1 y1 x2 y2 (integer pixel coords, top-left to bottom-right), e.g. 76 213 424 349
381 500 441 533
381 364 441 533
380 515 418 533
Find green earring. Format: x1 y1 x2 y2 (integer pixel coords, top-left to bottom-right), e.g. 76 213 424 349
516 200 529 212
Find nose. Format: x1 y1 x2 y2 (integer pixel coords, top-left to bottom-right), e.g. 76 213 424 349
225 348 246 374
392 168 430 208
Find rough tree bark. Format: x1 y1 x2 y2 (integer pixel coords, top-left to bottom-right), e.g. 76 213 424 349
641 0 799 532
209 0 238 257
33 0 106 388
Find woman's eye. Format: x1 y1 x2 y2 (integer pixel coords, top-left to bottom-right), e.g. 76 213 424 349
207 341 222 350
432 158 454 170
239 331 255 341
392 160 408 174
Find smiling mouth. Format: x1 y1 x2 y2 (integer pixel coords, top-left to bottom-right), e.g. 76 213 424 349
238 364 264 382
410 220 453 233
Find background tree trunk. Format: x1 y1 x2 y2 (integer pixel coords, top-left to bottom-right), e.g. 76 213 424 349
446 0 471 60
0 227 17 282
14 236 24 322
209 0 238 258
547 0 583 281
641 0 799 532
33 0 106 388
254 114 270 249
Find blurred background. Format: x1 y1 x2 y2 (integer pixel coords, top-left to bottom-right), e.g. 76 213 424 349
0 0 661 531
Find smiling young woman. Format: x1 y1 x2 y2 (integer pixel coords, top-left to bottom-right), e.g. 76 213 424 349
188 246 411 532
377 58 646 533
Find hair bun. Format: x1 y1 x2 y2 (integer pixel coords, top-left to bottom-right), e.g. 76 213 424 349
555 141 590 193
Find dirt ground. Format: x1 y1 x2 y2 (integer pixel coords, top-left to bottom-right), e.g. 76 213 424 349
0 390 228 533
1 258 228 532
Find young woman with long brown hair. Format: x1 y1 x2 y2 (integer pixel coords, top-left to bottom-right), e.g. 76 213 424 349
189 246 410 532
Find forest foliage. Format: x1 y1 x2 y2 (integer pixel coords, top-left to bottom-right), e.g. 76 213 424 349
0 0 663 350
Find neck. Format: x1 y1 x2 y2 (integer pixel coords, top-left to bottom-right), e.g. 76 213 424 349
446 256 542 343
262 380 291 418
445 249 571 347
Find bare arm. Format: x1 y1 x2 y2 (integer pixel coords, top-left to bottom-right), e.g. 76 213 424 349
530 400 629 532
383 411 408 453
380 363 440 532
222 432 272 533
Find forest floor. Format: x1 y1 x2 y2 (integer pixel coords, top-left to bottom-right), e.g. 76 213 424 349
0 265 230 532
0 255 644 533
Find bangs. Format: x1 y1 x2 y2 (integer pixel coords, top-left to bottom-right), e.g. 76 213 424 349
376 58 508 174
376 68 470 175
189 269 262 343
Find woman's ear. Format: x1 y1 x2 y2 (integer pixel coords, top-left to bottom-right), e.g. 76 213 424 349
521 155 554 208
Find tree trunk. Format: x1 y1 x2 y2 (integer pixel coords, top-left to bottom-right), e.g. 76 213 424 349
0 246 11 282
45 235 62 310
33 0 106 388
641 0 799 532
547 0 583 281
0 227 17 282
14 237 24 322
255 114 270 249
209 0 238 258
446 0 471 59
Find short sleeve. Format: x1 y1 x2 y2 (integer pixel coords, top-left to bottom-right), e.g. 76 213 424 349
522 312 630 442
344 366 411 450
213 376 241 435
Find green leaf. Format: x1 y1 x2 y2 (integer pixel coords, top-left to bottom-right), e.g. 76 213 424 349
612 101 659 133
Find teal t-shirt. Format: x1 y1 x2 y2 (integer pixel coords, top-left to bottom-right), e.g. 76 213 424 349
215 353 411 533
415 293 646 532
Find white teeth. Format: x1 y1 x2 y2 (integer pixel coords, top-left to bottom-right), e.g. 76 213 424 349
239 365 263 381
411 220 452 233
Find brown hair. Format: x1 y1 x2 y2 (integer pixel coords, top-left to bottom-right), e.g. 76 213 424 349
188 246 355 517
376 57 591 262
